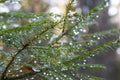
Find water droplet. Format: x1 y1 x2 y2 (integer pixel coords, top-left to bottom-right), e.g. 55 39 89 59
43 72 46 75
91 54 95 57
34 60 37 63
105 2 109 7
57 61 61 64
56 77 59 80
3 25 7 29
63 75 67 77
83 59 87 62
82 29 87 33
38 40 41 43
0 36 3 39
73 29 79 35
18 59 21 61
83 62 86 64
93 35 96 38
54 69 57 72
61 66 68 71
80 29 83 32
72 73 75 76
16 75 19 77
100 7 104 10
87 75 90 78
8 70 11 72
96 15 99 18
46 34 48 37
19 70 23 72
30 55 34 58
31 77 34 80
116 47 120 54
8 39 11 41
90 65 93 68
97 37 100 40
69 42 73 45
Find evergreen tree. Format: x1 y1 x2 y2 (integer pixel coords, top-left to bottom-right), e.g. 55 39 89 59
0 0 120 80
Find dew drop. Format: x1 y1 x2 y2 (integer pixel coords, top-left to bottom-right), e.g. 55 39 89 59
69 42 73 45
19 70 23 72
38 40 41 43
93 35 96 38
80 29 83 32
3 25 7 29
31 77 34 80
91 54 95 57
116 47 120 54
100 7 104 10
30 55 34 58
57 61 61 64
72 73 75 76
34 60 37 63
18 59 21 61
83 59 87 62
46 34 48 37
96 15 99 18
82 29 87 33
43 72 46 75
83 62 86 64
8 39 11 41
56 77 59 80
8 70 11 72
63 75 67 77
97 37 100 40
16 75 19 77
90 65 93 68
61 66 68 71
54 69 57 72
105 2 109 7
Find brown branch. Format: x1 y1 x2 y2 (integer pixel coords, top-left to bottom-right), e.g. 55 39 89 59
6 72 39 80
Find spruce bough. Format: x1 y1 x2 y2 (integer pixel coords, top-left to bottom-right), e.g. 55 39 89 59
0 0 119 80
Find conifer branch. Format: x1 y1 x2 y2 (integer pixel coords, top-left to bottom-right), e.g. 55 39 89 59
0 21 58 80
62 0 74 33
49 1 106 46
0 0 118 80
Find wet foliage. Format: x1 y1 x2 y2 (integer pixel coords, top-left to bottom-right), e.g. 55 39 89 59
0 0 120 80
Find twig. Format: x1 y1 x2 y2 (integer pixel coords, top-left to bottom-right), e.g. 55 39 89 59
62 0 74 33
6 72 39 80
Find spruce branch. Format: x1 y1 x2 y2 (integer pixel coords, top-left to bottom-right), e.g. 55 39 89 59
62 0 74 33
63 39 120 64
49 0 106 47
0 20 59 80
0 0 117 80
